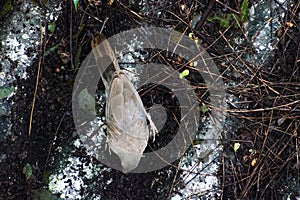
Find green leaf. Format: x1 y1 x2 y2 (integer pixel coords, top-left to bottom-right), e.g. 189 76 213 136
77 88 96 116
233 143 240 153
241 0 249 22
73 0 79 11
48 21 55 33
0 86 14 100
22 163 33 180
220 14 232 28
45 43 59 56
207 16 219 23
179 69 189 79
208 14 233 28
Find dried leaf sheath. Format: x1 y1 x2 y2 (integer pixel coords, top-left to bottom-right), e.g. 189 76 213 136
91 32 158 173
91 32 120 91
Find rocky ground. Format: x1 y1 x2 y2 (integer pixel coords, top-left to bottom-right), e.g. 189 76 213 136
0 0 299 199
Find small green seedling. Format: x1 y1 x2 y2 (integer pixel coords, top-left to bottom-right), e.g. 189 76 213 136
179 69 189 79
73 0 79 11
241 0 249 22
208 14 232 28
207 0 249 28
199 104 209 113
233 143 240 153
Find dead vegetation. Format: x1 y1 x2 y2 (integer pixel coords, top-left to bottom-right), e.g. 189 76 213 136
46 0 300 198
1 0 299 199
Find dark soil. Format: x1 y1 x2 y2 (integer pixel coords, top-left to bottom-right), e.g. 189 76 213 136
0 0 299 199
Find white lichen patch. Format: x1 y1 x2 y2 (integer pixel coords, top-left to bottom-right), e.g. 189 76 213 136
246 0 288 63
0 0 62 85
49 157 85 199
0 0 40 84
49 156 102 199
171 120 222 200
